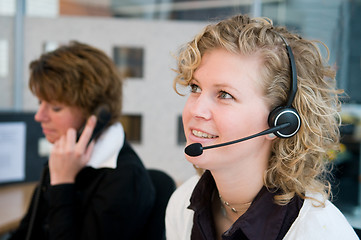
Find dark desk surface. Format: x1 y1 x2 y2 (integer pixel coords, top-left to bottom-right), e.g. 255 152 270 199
0 182 37 235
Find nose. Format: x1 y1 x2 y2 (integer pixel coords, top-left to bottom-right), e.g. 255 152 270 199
188 93 212 120
34 102 49 123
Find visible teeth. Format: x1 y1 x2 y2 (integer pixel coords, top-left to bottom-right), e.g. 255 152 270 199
192 130 217 138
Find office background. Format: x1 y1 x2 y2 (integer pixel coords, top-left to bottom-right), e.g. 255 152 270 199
0 0 360 230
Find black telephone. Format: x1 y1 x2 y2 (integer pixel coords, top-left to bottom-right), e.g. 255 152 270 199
76 105 112 145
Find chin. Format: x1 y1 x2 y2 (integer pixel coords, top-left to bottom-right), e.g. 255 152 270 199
186 150 228 172
185 154 208 168
44 135 57 144
47 139 56 144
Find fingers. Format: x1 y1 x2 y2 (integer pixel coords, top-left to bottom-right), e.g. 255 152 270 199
48 116 97 185
66 128 77 150
82 140 95 165
77 115 97 151
53 133 66 152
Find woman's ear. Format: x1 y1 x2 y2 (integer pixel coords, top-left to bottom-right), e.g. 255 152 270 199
266 133 277 140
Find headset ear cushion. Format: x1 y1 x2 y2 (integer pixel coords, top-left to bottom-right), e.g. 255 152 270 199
268 107 301 138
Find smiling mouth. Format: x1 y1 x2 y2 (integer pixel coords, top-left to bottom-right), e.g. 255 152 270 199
192 130 218 139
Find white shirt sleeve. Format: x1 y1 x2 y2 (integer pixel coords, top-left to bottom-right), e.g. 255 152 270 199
284 196 359 240
165 175 199 240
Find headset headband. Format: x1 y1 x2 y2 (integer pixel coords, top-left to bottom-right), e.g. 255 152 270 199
273 32 298 107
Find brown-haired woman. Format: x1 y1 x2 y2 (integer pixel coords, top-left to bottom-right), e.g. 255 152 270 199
9 41 155 240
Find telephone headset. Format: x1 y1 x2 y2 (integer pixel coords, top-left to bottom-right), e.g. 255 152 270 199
185 31 301 157
25 106 111 240
267 32 301 138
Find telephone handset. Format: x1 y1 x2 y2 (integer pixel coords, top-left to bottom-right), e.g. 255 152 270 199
76 105 112 145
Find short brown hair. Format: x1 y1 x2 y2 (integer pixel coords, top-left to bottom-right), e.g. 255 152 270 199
29 41 123 125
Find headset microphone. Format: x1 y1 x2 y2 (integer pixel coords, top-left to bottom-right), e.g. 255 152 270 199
184 31 302 157
185 123 290 157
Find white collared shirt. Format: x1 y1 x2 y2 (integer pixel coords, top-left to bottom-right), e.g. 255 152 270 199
86 122 124 169
166 175 359 240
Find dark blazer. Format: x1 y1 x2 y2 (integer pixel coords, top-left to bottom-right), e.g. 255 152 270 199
8 140 155 240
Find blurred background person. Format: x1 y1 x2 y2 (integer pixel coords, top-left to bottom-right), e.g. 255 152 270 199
8 41 155 240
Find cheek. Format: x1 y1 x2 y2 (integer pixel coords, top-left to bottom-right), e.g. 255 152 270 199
56 122 72 137
57 116 84 136
72 116 86 131
217 115 242 138
219 107 267 138
182 101 192 127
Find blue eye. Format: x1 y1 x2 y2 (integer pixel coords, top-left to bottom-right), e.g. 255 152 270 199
219 90 234 99
190 83 201 93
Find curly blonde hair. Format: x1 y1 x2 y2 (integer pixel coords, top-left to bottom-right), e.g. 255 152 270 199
174 14 343 205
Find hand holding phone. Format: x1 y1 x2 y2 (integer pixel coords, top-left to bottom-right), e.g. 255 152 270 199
49 106 111 185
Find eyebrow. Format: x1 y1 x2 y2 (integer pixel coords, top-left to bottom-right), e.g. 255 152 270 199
190 78 199 83
214 83 241 95
193 77 240 93
192 76 241 93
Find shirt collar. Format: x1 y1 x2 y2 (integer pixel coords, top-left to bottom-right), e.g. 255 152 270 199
86 122 124 169
188 170 303 240
188 170 216 212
